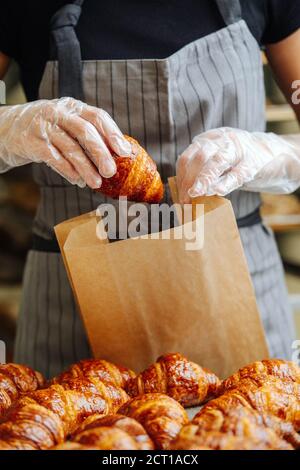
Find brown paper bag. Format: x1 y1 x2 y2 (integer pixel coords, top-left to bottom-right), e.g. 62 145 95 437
55 178 268 378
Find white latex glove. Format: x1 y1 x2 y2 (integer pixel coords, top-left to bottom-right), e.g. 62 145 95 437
177 127 300 203
0 97 132 188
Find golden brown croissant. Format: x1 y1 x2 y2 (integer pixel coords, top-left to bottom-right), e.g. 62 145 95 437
218 359 300 396
0 439 38 450
118 393 188 450
177 404 294 450
52 442 99 450
192 398 300 449
191 373 300 448
0 377 129 450
0 363 44 418
72 414 154 450
224 375 300 431
126 353 220 407
75 427 142 450
96 136 164 203
52 359 135 389
171 431 292 450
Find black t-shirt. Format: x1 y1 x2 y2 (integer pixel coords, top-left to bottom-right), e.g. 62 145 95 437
0 0 300 101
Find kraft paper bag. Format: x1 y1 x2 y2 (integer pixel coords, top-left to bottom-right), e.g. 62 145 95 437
55 178 269 378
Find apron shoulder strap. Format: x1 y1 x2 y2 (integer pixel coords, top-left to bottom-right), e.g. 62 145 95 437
215 0 242 26
50 0 85 100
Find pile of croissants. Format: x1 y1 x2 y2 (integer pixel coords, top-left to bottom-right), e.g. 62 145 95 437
0 353 299 450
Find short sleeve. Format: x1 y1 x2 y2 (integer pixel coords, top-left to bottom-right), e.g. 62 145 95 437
0 4 22 58
262 0 300 45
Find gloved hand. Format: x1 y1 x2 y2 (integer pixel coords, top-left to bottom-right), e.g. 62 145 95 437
177 127 300 203
0 97 132 188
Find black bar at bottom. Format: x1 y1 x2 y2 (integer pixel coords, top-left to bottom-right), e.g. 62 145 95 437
0 450 296 465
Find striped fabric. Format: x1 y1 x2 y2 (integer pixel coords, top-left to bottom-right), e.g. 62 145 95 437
14 251 91 378
14 19 295 377
34 20 264 239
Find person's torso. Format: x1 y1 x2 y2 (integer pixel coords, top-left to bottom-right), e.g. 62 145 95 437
5 0 272 101
32 0 264 239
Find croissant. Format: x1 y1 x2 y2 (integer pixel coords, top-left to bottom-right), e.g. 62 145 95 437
218 359 300 396
224 375 300 431
191 397 300 449
0 363 44 418
0 376 129 450
96 136 164 203
126 353 220 407
171 431 292 450
176 403 295 450
52 442 99 450
118 393 188 450
52 359 136 389
72 414 154 450
191 373 300 448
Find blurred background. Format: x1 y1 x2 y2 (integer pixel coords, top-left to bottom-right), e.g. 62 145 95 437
0 57 300 361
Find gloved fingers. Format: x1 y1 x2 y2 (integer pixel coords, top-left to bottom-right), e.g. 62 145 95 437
50 130 102 189
42 143 84 187
58 113 117 178
188 151 234 198
81 106 132 157
206 164 254 196
176 142 200 199
178 140 220 203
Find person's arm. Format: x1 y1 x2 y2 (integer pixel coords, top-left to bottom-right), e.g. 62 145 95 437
265 29 300 123
177 30 300 202
0 51 11 79
0 97 133 186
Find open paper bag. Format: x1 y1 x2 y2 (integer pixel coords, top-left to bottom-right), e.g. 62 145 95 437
55 177 268 378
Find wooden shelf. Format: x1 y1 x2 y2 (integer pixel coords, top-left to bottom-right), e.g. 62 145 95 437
266 104 296 123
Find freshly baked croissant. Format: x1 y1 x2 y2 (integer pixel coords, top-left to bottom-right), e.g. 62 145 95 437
191 397 300 449
75 427 143 450
96 136 164 203
52 359 135 389
126 353 220 407
118 393 188 450
224 375 300 431
0 377 129 450
171 431 292 450
72 414 154 450
177 403 295 450
218 359 300 396
52 442 99 450
0 363 44 418
193 373 300 447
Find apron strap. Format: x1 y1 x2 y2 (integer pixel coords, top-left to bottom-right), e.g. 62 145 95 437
50 0 85 100
215 0 242 26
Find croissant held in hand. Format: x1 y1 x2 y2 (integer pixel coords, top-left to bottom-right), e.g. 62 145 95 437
126 353 220 407
118 393 188 450
72 414 154 450
96 136 164 203
0 363 44 418
0 376 129 450
218 359 300 396
52 359 135 389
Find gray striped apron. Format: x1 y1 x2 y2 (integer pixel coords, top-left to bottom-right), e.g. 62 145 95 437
14 0 296 377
